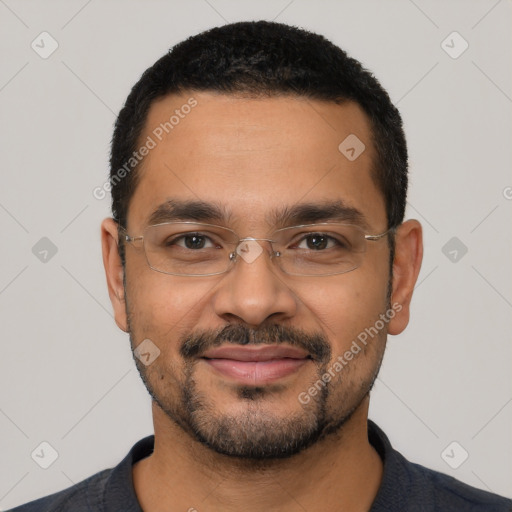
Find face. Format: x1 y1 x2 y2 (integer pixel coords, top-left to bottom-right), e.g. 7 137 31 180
103 91 420 460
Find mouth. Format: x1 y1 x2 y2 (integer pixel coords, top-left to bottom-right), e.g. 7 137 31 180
200 345 313 385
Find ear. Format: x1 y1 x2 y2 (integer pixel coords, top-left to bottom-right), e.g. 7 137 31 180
387 219 423 335
101 218 128 332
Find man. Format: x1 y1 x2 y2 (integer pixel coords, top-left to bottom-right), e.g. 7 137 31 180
11 20 511 512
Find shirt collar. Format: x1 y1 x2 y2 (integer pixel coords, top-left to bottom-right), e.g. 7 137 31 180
101 419 399 511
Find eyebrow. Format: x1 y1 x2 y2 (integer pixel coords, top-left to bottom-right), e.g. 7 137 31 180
270 200 369 230
146 199 369 230
147 199 231 226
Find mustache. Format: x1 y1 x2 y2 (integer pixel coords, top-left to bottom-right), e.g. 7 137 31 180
180 323 331 363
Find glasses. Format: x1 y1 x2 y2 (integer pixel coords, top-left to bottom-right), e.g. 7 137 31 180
120 221 395 277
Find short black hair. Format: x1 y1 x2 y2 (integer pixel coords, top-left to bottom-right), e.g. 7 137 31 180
110 20 407 249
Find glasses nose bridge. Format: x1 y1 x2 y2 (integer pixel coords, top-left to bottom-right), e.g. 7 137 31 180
229 236 280 266
238 236 275 245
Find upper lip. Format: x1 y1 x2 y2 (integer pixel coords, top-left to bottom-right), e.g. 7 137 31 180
201 345 310 362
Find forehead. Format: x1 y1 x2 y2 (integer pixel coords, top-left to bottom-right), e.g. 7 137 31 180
128 91 385 231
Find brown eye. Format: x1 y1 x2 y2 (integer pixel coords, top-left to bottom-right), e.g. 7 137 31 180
184 235 207 249
167 233 216 250
305 234 328 250
297 234 338 251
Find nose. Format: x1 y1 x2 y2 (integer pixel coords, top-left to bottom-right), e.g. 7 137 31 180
211 239 297 327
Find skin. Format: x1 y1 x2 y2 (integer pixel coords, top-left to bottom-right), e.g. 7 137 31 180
101 91 423 512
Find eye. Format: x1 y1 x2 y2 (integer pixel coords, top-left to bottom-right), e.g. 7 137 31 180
296 233 339 251
168 233 218 250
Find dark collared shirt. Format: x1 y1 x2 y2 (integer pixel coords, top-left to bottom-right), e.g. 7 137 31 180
8 421 512 511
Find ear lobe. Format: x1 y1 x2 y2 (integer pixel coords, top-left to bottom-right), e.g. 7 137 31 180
387 219 423 336
101 218 129 332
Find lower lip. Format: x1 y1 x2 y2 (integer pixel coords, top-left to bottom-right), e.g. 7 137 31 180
202 358 310 385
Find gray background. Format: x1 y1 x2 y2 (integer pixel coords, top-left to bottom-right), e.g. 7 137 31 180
1 0 511 508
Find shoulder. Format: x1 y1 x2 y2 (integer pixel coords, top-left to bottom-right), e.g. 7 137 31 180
368 421 512 512
7 435 154 512
7 469 112 512
401 454 512 511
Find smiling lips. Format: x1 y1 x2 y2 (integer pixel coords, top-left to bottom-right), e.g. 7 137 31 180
201 345 312 385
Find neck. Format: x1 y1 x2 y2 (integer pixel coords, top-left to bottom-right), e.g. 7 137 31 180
133 397 383 512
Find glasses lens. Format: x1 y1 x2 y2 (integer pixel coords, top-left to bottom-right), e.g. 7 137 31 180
143 223 237 276
139 222 370 277
273 224 366 276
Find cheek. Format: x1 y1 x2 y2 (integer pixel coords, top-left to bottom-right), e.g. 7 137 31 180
125 265 210 344
299 259 390 354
